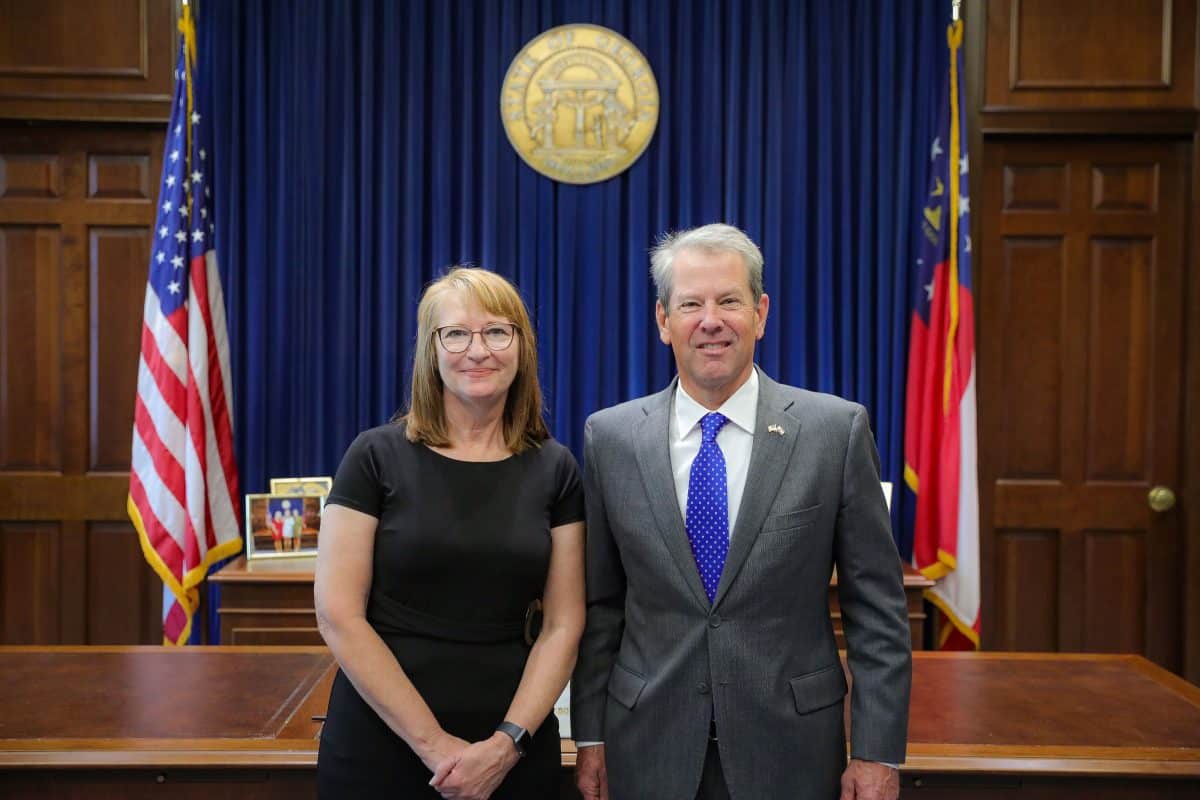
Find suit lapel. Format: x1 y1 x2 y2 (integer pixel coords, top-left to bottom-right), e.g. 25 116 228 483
634 382 711 611
712 370 802 609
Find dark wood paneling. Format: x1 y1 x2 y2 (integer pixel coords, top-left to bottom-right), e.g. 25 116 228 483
999 237 1062 478
1003 163 1069 211
0 224 61 470
0 153 62 198
994 529 1059 651
89 227 146 473
1186 127 1200 685
986 0 1196 110
86 522 162 644
87 154 151 200
980 139 1187 672
0 522 60 644
0 0 175 122
1086 238 1152 482
1082 530 1146 653
1092 164 1159 212
0 0 147 77
0 124 163 644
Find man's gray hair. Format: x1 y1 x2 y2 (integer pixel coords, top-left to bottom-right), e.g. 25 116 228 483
649 223 764 308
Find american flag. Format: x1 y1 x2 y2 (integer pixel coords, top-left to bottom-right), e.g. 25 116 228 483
128 6 241 646
903 16 980 650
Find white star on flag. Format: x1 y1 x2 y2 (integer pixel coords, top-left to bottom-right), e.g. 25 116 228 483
179 204 188 218
199 149 206 160
191 171 202 184
924 281 934 301
959 196 970 216
170 150 179 163
167 280 181 295
191 111 201 125
191 229 205 243
930 137 942 161
960 155 969 174
964 235 972 253
156 251 164 264
166 175 176 188
158 225 168 239
171 255 184 268
175 230 188 243
162 200 172 213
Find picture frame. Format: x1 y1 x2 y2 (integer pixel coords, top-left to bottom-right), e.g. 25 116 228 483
269 476 333 497
244 492 324 559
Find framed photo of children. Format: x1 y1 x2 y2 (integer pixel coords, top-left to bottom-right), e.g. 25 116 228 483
244 493 324 559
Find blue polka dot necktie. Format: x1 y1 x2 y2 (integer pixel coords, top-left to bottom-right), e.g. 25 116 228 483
686 412 730 603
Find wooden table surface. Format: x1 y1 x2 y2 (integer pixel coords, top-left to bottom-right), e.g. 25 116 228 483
0 646 332 767
2 648 1199 779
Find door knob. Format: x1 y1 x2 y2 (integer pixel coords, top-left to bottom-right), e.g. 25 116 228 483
1148 486 1176 513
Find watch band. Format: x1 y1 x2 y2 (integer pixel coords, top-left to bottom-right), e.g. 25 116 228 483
495 721 530 757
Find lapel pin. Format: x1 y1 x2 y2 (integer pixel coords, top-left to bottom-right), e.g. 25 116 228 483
767 424 785 436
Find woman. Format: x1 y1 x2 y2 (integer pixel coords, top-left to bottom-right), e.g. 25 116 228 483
315 268 585 799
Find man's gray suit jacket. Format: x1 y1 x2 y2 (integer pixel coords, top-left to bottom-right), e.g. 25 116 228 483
571 369 912 800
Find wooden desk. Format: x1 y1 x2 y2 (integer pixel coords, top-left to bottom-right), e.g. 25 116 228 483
2 649 1198 798
209 556 322 645
210 555 934 649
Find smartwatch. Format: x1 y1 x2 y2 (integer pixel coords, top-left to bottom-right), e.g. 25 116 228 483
495 721 530 757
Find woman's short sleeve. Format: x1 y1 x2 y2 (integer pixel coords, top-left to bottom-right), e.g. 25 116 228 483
326 431 384 519
549 444 584 528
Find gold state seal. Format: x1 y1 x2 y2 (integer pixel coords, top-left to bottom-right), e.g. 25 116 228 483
501 24 659 185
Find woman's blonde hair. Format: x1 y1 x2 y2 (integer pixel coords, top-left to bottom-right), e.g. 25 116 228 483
401 267 548 453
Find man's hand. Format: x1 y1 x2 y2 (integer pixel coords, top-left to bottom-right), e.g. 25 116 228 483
840 758 899 800
575 743 609 800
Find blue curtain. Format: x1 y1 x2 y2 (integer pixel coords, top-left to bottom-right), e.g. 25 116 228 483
197 0 949 636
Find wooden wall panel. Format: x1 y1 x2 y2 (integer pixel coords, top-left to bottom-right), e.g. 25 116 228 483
1003 163 1069 211
0 124 164 644
0 153 62 198
1086 238 1151 482
88 154 151 200
0 224 61 470
994 529 1060 651
86 521 162 644
1082 531 1146 653
0 0 175 121
1092 164 1159 212
0 521 60 644
985 0 1196 110
89 227 147 473
999 237 1062 478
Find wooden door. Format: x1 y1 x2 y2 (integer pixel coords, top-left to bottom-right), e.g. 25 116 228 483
0 123 164 644
979 138 1187 672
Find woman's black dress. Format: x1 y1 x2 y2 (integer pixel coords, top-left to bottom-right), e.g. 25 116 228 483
316 423 584 798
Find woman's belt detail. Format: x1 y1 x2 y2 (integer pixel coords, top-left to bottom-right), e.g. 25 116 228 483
368 593 527 643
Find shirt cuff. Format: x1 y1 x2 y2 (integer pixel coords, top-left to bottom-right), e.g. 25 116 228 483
575 741 604 747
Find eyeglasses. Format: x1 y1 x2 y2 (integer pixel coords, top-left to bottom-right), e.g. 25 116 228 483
434 323 519 353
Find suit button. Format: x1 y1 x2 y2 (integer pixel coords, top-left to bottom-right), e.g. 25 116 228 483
697 682 710 695
709 614 722 628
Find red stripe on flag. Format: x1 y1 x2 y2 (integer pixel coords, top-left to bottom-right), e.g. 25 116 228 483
129 471 185 576
164 598 189 644
133 396 187 509
141 322 188 418
190 254 241 522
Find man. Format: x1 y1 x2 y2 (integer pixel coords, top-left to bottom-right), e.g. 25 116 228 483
571 224 911 800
